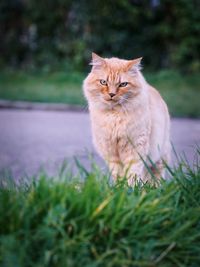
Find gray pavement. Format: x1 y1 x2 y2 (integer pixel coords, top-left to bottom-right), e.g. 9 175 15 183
0 109 199 179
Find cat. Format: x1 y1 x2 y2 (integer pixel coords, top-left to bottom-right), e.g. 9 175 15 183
83 53 170 185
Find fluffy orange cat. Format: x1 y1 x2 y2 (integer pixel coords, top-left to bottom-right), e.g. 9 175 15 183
83 53 170 185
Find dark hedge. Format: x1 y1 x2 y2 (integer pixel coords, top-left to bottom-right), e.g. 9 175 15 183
0 0 200 72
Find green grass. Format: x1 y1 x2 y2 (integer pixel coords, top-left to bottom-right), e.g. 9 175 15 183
0 70 85 106
0 153 200 267
0 69 200 117
145 71 200 118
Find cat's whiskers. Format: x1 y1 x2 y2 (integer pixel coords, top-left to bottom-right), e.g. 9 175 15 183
121 105 127 115
120 96 130 105
118 96 132 115
120 102 129 116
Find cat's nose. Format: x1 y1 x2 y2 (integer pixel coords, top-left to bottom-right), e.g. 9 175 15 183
109 93 116 98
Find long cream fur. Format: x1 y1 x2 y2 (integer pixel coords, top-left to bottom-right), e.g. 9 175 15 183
83 53 170 185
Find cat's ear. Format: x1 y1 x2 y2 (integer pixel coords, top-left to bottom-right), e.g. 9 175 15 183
90 52 106 70
127 57 143 75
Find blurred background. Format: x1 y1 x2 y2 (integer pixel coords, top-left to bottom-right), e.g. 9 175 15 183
0 0 200 178
0 0 200 117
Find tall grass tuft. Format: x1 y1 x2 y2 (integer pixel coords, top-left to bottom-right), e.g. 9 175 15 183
0 152 200 267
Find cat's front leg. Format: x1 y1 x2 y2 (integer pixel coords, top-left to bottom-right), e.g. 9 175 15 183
123 160 145 186
119 135 149 185
108 161 123 183
108 158 145 186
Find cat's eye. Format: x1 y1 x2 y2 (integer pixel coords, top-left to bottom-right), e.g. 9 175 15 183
119 82 128 87
100 79 107 86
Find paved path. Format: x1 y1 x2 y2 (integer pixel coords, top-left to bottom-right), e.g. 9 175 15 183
0 109 199 179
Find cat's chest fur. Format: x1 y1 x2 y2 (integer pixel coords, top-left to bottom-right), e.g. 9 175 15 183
91 109 149 160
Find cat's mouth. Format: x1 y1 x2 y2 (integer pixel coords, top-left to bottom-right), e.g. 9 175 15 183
101 95 121 106
102 99 120 108
105 99 119 105
104 97 118 102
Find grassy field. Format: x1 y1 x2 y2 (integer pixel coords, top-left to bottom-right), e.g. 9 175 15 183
0 153 200 267
0 69 200 117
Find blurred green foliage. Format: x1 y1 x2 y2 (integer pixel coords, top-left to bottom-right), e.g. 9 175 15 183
0 0 200 72
0 69 200 117
0 154 200 266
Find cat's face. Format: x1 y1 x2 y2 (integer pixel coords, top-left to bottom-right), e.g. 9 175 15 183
83 53 143 110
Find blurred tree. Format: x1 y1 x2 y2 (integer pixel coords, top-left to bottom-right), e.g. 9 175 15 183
0 0 199 71
154 0 200 71
27 0 72 68
0 0 27 66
